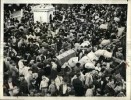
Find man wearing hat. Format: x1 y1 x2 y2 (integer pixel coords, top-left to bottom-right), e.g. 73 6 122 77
39 75 49 96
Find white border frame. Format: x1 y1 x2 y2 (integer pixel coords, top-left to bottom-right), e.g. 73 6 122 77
0 0 131 100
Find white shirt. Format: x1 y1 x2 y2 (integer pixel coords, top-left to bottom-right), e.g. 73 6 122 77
55 76 63 90
79 56 89 67
63 84 67 94
95 66 101 71
25 73 32 85
8 82 13 89
80 41 90 47
71 75 77 85
100 39 110 46
95 49 112 58
103 50 112 58
85 73 93 86
117 27 125 37
114 17 120 22
79 71 85 82
23 66 30 77
100 23 108 29
18 60 24 75
40 77 49 89
18 40 22 48
95 49 105 57
85 89 93 96
87 51 98 62
85 63 95 69
68 57 78 68
51 62 57 70
74 43 80 50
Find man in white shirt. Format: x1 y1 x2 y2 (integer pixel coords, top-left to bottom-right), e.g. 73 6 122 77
40 75 49 96
24 69 33 89
18 58 25 75
85 72 93 87
55 73 63 91
59 80 69 96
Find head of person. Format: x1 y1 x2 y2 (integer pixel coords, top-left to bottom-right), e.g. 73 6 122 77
57 72 63 77
51 80 55 84
28 69 32 74
76 73 80 78
42 75 46 80
63 78 68 84
19 75 25 81
8 77 12 83
76 63 81 67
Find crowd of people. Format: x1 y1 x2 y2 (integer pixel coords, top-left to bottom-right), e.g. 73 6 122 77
3 4 127 96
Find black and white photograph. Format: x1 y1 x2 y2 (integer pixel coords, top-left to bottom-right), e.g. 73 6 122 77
2 3 128 97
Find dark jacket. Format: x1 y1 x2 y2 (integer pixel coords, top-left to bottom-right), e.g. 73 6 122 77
72 78 84 96
19 79 29 95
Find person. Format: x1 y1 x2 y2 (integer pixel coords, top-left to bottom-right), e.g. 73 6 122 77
4 57 10 74
50 67 58 80
8 62 19 80
85 71 93 88
105 78 116 96
61 66 72 83
24 68 33 89
12 86 20 96
85 85 94 96
72 73 84 96
44 64 51 76
4 77 18 96
48 80 57 96
19 75 29 96
29 77 39 93
59 79 69 96
73 63 81 73
114 81 124 96
55 73 63 91
39 75 49 96
18 58 25 75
